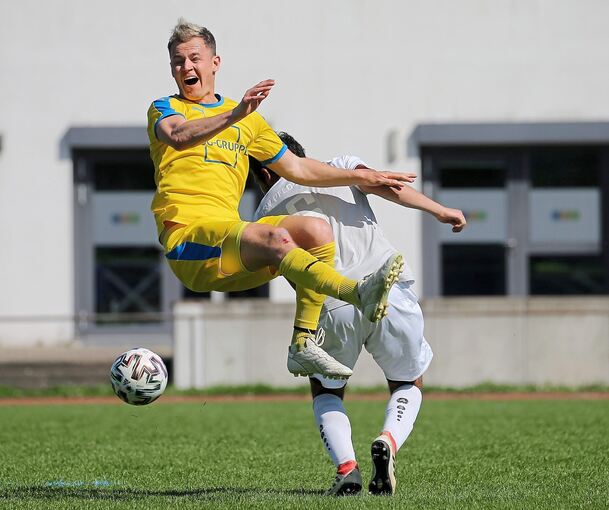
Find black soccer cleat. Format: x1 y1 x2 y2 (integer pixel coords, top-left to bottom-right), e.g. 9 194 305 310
325 465 363 496
368 436 396 495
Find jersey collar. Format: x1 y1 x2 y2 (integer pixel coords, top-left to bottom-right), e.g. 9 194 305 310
199 94 224 108
177 93 224 108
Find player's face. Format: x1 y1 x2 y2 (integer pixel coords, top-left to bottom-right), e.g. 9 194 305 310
170 38 220 102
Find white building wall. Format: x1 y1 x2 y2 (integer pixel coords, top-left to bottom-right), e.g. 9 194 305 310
1 0 608 344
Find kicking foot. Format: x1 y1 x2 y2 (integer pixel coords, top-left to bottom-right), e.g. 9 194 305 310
287 333 352 379
325 462 362 496
356 253 404 322
368 435 396 495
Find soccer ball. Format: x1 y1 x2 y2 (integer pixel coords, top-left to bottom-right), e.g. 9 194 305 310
110 348 168 405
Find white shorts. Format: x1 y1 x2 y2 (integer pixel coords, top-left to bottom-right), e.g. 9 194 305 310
313 281 433 389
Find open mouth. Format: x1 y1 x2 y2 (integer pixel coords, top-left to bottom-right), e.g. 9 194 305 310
184 76 199 86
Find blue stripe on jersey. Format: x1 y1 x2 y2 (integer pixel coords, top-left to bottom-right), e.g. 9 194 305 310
153 96 185 138
165 242 221 261
259 144 287 166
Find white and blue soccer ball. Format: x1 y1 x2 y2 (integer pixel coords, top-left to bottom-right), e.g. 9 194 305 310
110 348 168 405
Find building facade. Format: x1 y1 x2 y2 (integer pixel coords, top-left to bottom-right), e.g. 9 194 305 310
1 0 608 347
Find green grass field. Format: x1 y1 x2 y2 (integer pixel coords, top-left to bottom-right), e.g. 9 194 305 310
1 398 608 509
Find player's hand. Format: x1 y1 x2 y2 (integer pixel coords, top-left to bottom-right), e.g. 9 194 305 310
436 207 466 232
356 169 416 189
233 79 275 120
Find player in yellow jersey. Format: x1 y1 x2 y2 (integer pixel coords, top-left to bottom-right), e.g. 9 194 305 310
147 19 415 379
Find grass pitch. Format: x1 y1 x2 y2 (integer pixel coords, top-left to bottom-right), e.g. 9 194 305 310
0 397 608 509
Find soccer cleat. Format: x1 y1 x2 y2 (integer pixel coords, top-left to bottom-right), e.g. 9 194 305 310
325 464 363 496
356 253 404 322
368 435 396 495
287 334 352 380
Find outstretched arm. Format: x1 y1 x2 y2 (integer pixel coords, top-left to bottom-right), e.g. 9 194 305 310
156 80 275 151
267 149 416 190
360 176 466 232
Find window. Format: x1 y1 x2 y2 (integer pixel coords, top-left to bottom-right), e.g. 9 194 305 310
423 144 609 297
93 158 156 191
440 161 507 188
442 244 506 296
75 147 271 335
530 255 606 295
95 247 162 321
530 148 599 188
433 153 511 295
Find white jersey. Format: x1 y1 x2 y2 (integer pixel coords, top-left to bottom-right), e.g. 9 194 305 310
254 155 415 311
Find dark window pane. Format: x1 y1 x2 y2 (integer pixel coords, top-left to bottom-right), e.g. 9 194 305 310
95 247 161 323
442 244 506 295
440 161 506 188
92 152 155 191
530 148 599 188
530 255 607 295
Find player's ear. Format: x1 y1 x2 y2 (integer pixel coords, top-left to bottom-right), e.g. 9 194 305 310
212 55 221 74
262 168 273 187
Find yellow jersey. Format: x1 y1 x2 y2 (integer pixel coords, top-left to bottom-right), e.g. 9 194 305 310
147 94 286 234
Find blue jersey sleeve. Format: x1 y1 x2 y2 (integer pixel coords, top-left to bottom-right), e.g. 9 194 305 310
148 97 185 139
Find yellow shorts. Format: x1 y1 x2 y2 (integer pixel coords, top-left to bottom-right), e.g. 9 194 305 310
163 215 287 292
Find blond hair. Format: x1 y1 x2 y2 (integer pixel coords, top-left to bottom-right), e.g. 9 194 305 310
167 18 216 54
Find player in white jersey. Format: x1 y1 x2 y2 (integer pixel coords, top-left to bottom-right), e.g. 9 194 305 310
252 132 466 497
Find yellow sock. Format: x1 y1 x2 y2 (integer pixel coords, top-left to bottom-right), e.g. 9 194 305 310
293 243 334 333
280 244 360 342
279 246 360 305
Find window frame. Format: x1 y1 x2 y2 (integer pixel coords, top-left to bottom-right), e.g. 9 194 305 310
417 127 609 297
68 128 271 340
72 148 180 337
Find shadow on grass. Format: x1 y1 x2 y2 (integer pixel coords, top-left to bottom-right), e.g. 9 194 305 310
1 485 325 500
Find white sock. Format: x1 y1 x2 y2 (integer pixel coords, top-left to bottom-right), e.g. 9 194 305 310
381 384 423 452
312 393 356 467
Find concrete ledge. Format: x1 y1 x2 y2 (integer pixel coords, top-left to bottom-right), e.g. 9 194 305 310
173 298 609 389
0 345 172 363
422 297 609 387
1 298 608 388
422 297 609 315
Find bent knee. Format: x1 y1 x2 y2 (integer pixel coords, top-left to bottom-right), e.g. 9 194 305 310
267 226 295 249
294 217 333 249
263 227 299 263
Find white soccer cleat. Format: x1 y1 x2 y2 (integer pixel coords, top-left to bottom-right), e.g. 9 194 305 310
356 253 404 322
368 434 396 495
287 334 352 380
